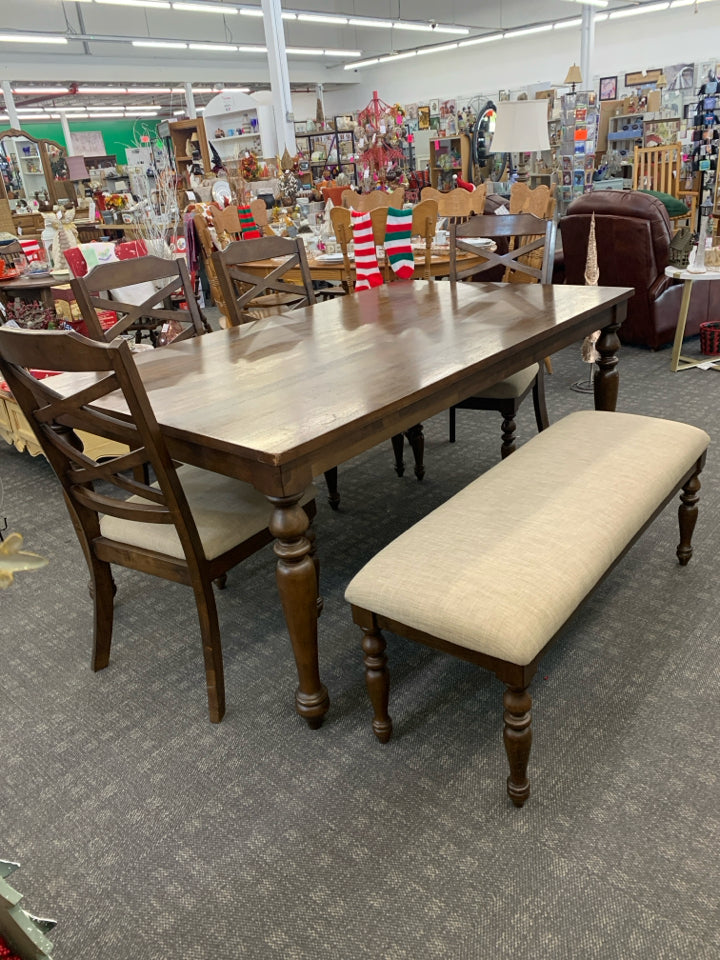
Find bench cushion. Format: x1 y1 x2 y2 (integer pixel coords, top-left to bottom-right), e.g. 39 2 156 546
345 411 709 666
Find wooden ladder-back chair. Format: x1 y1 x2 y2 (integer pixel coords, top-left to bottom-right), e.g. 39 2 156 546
70 255 209 346
329 204 425 485
212 235 315 326
421 186 474 222
632 143 698 226
448 213 555 457
410 198 438 280
0 327 316 723
341 188 405 211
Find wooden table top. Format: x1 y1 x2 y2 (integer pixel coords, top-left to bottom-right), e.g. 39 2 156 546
0 273 60 292
53 280 632 496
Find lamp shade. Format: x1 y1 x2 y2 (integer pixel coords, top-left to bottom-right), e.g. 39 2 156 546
564 63 583 86
66 155 90 181
490 100 550 155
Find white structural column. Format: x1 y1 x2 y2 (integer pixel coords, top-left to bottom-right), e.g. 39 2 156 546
260 0 296 156
580 5 595 92
59 113 74 154
184 82 197 120
1 82 19 130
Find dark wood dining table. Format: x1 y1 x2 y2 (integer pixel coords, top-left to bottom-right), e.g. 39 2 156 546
51 280 632 728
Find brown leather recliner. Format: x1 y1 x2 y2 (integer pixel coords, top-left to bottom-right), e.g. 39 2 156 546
559 190 717 349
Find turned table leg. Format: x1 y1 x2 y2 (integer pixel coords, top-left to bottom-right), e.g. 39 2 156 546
594 306 624 412
503 685 532 808
268 492 329 729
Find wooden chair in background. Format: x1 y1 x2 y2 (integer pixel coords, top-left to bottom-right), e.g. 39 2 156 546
632 143 699 226
341 188 405 211
420 185 487 222
0 327 316 724
410 198 438 279
70 255 209 346
448 213 556 458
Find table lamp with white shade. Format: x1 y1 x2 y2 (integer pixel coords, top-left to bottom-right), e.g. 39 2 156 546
489 99 550 184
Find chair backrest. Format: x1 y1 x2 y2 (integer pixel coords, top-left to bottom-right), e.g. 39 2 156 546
330 206 389 288
509 181 556 219
450 213 556 284
0 327 209 569
70 255 206 345
212 235 315 326
212 204 242 238
410 199 438 280
633 143 682 195
193 213 231 324
249 197 269 230
341 189 404 211
421 186 473 220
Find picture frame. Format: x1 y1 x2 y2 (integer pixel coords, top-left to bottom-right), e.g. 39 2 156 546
624 68 663 88
599 76 617 101
429 115 440 131
429 99 440 116
418 106 430 130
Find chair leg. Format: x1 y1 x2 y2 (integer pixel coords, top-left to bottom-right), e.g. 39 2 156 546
677 461 703 566
405 423 425 480
324 468 340 511
391 433 405 477
449 406 457 443
503 684 532 808
361 624 393 743
500 414 517 459
543 356 553 375
89 556 115 672
193 579 226 723
532 367 550 433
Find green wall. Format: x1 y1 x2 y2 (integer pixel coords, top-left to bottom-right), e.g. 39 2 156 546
0 119 161 165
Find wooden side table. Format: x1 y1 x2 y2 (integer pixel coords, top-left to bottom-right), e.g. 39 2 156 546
665 265 720 371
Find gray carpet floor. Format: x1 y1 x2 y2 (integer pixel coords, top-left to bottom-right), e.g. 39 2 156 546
1 334 719 959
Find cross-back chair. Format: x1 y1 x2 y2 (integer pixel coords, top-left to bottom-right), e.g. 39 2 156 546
70 255 209 346
0 327 316 723
447 213 556 457
341 188 405 212
212 235 315 326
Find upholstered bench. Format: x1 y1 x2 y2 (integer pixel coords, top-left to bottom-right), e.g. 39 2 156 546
345 410 710 807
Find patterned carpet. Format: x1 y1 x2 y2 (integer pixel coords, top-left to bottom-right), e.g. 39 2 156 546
1 334 719 959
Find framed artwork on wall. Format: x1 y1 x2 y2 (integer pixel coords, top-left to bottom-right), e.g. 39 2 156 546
624 68 663 88
429 99 440 116
599 76 617 101
418 106 430 129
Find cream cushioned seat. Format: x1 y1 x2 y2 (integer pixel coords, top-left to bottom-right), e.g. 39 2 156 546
345 410 709 666
101 465 316 561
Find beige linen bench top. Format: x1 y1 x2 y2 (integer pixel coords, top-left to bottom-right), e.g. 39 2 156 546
346 410 710 807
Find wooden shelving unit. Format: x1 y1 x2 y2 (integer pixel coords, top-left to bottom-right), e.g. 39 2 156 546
429 135 471 189
168 117 211 179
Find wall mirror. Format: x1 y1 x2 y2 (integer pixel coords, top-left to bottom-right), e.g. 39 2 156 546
0 129 74 213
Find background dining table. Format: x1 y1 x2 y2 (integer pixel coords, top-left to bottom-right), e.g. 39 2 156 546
50 279 632 729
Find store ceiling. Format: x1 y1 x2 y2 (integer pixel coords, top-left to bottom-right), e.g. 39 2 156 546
0 1 698 120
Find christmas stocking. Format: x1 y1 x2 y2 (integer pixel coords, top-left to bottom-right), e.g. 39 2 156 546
351 210 384 291
384 207 414 280
238 205 262 239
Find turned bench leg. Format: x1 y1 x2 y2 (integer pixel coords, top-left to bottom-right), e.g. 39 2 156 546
503 685 532 807
361 625 393 743
677 460 703 566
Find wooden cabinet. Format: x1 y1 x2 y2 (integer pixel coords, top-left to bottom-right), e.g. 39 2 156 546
168 117 211 180
606 113 644 174
294 119 358 184
429 135 471 188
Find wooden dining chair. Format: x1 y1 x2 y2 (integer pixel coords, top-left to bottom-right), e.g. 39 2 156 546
0 327 316 724
420 186 474 222
409 198 438 280
341 188 405 212
70 255 209 346
632 143 698 227
448 213 556 458
213 235 315 326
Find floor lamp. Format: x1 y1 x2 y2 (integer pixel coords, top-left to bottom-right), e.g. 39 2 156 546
489 99 550 184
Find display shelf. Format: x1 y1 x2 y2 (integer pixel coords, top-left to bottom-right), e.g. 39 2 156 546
429 135 471 189
210 132 260 144
168 117 211 179
203 90 276 163
294 118 358 184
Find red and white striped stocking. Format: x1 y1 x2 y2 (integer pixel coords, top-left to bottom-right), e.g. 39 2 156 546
351 210 383 291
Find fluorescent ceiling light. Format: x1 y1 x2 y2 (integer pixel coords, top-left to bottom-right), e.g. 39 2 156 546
17 109 49 115
286 47 324 54
173 2 238 12
222 86 251 92
125 104 162 110
378 51 417 62
560 0 606 6
458 33 504 46
88 112 126 117
13 86 69 94
323 49 362 57
431 26 471 34
95 0 171 8
504 24 553 37
127 87 172 93
344 57 379 69
348 18 392 28
173 109 186 115
132 40 188 48
392 23 435 32
593 12 609 19
281 11 296 18
554 18 582 29
78 86 128 93
239 6 263 14
237 45 266 51
416 42 458 55
0 33 68 44
189 43 239 50
609 2 669 17
298 13 348 23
